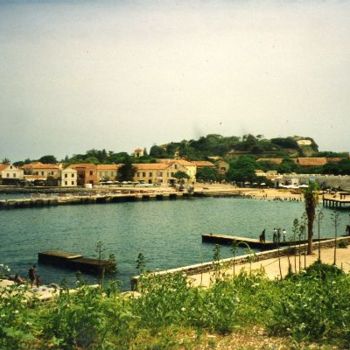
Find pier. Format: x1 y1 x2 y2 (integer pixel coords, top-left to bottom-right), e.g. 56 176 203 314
201 233 326 250
38 250 116 274
0 191 192 210
323 193 350 210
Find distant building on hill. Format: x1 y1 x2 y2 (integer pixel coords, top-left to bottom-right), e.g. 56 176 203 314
215 160 230 175
256 158 283 165
133 148 145 158
294 157 328 167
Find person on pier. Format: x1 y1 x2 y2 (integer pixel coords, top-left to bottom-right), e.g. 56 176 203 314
259 229 266 243
273 228 277 243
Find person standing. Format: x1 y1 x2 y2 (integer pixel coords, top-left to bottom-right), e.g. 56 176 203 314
28 264 37 287
282 229 287 242
277 228 281 243
273 228 277 243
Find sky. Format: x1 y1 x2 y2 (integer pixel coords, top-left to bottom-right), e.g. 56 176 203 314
0 0 350 161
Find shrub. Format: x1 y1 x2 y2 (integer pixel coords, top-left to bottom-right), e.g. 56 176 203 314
268 266 350 345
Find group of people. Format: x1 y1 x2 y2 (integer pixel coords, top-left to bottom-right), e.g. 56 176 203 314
259 228 287 243
10 264 41 287
273 228 287 243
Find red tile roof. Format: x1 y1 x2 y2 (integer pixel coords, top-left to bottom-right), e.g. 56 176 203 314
297 157 327 166
96 164 120 171
21 162 60 170
134 163 170 170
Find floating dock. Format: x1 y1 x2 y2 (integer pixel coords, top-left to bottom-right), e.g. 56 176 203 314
38 250 116 274
202 233 325 250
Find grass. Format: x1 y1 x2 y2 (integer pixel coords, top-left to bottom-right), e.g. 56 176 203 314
1 261 349 349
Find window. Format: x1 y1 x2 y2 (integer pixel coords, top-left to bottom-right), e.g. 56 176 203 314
143 172 146 177
65 181 68 185
13 173 16 178
65 174 68 178
71 181 74 185
41 171 44 176
6 173 9 178
149 172 152 177
89 171 93 176
71 173 74 178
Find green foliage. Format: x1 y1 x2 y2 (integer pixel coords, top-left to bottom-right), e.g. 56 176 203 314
269 262 350 345
270 137 299 150
303 181 319 254
277 158 299 174
226 156 258 183
322 159 350 175
38 155 57 164
1 157 11 164
173 171 189 180
2 264 350 348
196 167 221 182
134 273 190 329
118 156 136 181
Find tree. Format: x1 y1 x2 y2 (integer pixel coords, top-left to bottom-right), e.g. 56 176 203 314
149 145 168 158
303 181 319 255
173 171 190 183
277 158 298 174
196 167 220 182
39 155 57 164
117 157 136 181
1 158 10 164
226 156 257 183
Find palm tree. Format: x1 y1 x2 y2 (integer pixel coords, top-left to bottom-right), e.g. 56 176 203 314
331 211 340 265
303 181 319 255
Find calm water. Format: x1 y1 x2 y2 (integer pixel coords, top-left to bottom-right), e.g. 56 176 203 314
1 197 349 289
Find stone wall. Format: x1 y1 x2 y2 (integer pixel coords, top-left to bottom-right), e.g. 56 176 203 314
131 236 350 289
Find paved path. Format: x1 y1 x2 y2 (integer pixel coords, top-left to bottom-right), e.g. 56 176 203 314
188 245 350 287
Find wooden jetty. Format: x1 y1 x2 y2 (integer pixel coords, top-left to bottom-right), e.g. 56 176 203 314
202 233 326 250
38 250 116 274
323 194 350 210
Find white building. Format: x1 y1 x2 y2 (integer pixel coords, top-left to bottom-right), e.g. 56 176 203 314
0 164 24 183
60 167 77 187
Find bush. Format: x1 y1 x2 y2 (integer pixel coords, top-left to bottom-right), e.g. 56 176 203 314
268 265 350 345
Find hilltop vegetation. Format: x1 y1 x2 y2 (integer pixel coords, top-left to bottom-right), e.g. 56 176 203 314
149 134 320 160
5 134 350 184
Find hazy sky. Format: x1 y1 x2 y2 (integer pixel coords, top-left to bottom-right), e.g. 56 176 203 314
1 0 350 161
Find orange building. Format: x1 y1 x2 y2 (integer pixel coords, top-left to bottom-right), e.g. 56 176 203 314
70 163 98 186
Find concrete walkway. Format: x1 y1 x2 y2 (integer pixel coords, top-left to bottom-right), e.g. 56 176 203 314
188 245 350 287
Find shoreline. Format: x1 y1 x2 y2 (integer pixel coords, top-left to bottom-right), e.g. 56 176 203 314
0 185 307 210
